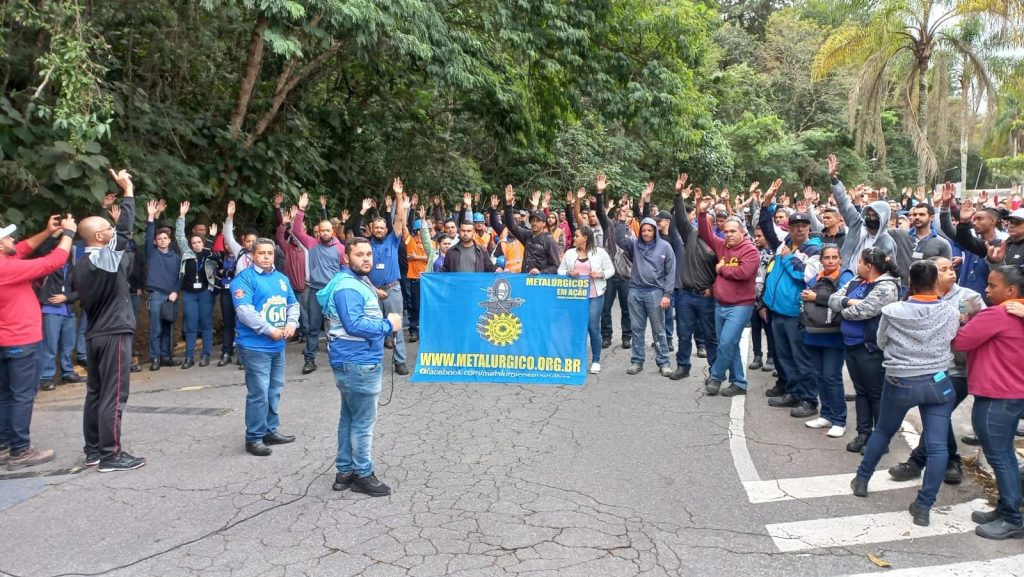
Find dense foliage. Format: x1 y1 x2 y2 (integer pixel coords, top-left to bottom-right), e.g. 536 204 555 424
1 0 1020 229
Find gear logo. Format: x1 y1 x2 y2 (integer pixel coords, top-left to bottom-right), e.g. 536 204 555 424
477 278 525 347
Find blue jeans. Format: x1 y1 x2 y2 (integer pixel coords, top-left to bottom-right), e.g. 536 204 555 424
601 276 631 340
219 289 236 355
628 288 669 367
147 292 176 360
183 290 214 359
771 314 818 403
304 287 324 362
379 284 406 366
588 295 604 363
675 289 717 369
711 304 753 389
663 292 675 343
808 344 846 426
973 397 1024 526
333 362 382 477
239 347 286 442
857 373 956 509
40 313 76 381
909 376 967 467
0 343 42 451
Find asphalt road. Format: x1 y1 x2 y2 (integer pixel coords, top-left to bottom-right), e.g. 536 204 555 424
1 331 1019 577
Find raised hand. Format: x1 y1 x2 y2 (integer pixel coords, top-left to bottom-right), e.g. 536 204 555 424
827 154 838 178
180 200 191 217
298 192 309 211
418 206 426 220
341 209 350 222
226 200 236 218
411 193 419 208
490 194 499 209
209 223 218 237
392 177 404 195
675 173 689 193
401 195 411 212
596 173 608 193
319 195 327 209
567 190 577 205
288 205 298 220
147 199 159 219
384 195 394 212
505 184 515 205
940 182 954 207
102 192 117 209
273 192 284 207
60 213 77 233
361 198 372 214
155 198 167 216
280 210 292 225
463 192 472 208
542 191 551 209
987 241 1005 264
108 168 133 194
108 204 121 223
529 190 541 209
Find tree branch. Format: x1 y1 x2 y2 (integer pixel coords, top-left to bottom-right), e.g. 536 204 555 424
229 15 269 141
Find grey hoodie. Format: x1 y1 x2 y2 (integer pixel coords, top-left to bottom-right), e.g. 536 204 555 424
830 178 897 273
876 299 959 377
614 218 676 297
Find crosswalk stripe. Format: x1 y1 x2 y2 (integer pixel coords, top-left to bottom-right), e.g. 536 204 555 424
840 553 1024 576
744 472 920 504
766 499 988 552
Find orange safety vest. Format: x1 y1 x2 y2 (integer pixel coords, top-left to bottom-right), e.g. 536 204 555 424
499 231 524 273
473 230 493 250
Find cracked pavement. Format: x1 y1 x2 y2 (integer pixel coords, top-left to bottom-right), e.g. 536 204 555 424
0 337 1018 577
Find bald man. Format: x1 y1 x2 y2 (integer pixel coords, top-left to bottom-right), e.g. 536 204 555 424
292 193 346 374
72 169 145 472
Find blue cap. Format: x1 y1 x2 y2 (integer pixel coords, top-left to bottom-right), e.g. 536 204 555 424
412 219 423 230
496 256 506 268
473 212 485 223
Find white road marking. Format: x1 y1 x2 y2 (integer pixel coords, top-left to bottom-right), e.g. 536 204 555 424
744 472 920 504
840 553 1024 577
729 330 762 483
766 499 988 552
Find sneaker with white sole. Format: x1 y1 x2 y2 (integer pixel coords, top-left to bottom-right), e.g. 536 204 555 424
827 426 846 438
589 362 601 374
805 417 832 429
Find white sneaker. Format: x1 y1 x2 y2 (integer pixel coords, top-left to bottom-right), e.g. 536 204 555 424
590 362 601 374
805 417 832 429
827 426 846 438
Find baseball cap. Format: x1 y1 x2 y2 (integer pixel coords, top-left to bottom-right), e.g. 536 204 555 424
529 211 546 222
412 219 423 231
472 212 485 223
0 223 15 241
1007 208 1024 222
655 210 672 221
518 209 528 217
788 212 812 225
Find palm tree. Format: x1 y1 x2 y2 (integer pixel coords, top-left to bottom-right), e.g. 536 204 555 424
811 0 1022 186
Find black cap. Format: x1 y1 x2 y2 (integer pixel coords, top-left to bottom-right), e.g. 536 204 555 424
789 212 812 225
655 210 672 221
715 210 728 219
529 211 546 222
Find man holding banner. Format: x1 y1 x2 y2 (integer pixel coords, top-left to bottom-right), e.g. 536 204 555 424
319 237 402 497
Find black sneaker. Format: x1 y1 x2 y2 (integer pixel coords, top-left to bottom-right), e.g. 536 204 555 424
62 373 86 384
621 337 631 349
601 337 611 349
790 401 818 418
768 394 798 408
97 452 146 473
850 477 868 497
39 380 56 391
669 367 690 380
764 386 785 398
720 384 746 397
888 461 923 482
85 452 101 467
302 360 317 374
351 473 391 497
846 433 870 453
217 353 233 367
944 460 963 485
394 363 410 376
909 501 930 527
333 471 354 491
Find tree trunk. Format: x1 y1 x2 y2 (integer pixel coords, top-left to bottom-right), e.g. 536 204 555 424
229 15 269 141
916 62 930 186
960 73 969 193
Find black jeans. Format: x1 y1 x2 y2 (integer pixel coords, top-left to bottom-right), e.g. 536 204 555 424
218 288 236 355
907 375 968 467
845 344 885 435
407 278 421 333
750 307 775 361
601 275 631 340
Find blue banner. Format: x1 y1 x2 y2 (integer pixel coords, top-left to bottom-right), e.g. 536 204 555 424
413 273 589 385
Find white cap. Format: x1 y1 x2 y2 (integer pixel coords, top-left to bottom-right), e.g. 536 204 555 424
1007 208 1024 222
0 223 15 241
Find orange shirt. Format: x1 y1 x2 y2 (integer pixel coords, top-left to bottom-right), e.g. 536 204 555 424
405 233 429 280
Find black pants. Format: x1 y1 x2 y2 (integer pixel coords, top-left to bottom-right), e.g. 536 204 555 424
83 334 132 460
750 306 775 361
601 275 631 340
407 278 421 333
219 288 236 355
845 344 885 435
908 375 968 467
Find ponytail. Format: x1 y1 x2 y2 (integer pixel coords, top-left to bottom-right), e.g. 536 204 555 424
861 247 899 278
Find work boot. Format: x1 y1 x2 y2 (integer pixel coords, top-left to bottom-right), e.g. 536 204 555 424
150 359 161 371
747 356 763 371
626 364 643 375
944 460 963 485
39 380 56 392
199 354 210 367
909 501 930 527
621 337 631 349
161 356 181 367
790 401 818 418
720 384 746 397
7 446 56 470
696 345 707 358
394 363 410 376
218 353 233 367
302 360 317 375
181 358 195 369
764 385 785 398
976 519 1024 540
669 367 690 381
762 357 775 372
705 377 722 396
768 394 798 408
384 336 395 349
846 433 870 454
888 461 923 482
601 337 611 349
850 477 868 497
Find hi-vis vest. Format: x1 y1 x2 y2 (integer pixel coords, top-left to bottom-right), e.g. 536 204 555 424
473 230 493 250
499 231 524 273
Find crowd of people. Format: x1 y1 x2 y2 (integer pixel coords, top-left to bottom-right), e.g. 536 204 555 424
1 157 1023 535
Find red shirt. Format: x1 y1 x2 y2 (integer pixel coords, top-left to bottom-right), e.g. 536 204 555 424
697 215 759 306
953 305 1024 399
0 240 70 346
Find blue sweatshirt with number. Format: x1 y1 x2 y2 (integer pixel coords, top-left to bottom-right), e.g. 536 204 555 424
231 265 298 352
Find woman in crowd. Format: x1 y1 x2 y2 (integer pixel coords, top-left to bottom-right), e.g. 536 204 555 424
953 265 1024 540
558 225 614 375
800 244 852 438
749 227 776 373
829 248 901 453
176 201 218 369
849 260 960 527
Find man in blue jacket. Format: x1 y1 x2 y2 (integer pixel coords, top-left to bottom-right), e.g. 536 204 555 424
145 199 182 371
318 238 402 497
758 179 822 418
614 214 676 377
232 238 300 457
